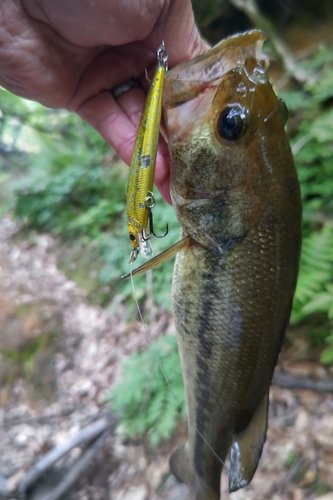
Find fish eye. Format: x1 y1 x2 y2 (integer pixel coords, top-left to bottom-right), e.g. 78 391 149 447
278 97 288 124
129 233 136 242
217 103 248 141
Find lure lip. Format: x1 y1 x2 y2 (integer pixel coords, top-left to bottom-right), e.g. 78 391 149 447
129 247 139 263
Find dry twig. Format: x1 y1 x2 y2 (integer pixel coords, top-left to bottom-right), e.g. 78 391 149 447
0 414 118 499
273 371 333 392
37 429 112 500
17 416 116 495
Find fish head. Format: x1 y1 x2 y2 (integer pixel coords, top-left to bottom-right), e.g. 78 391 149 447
163 30 298 255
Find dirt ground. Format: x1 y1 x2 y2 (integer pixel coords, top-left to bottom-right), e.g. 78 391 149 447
0 215 333 500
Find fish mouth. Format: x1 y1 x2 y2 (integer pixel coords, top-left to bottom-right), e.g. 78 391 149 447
163 30 268 109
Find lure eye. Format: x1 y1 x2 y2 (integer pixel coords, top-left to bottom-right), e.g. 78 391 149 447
129 233 136 242
217 103 248 141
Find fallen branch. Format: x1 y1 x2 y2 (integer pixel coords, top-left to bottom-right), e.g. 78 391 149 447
273 371 333 392
17 415 117 495
37 429 112 500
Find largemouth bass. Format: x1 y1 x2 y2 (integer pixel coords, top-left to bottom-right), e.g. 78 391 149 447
161 30 302 499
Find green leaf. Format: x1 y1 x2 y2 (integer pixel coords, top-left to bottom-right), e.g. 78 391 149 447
308 67 333 103
301 292 333 315
292 224 333 323
309 109 333 143
279 90 311 112
320 344 333 365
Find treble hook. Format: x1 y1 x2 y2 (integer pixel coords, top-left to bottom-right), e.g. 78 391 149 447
142 191 168 241
148 209 169 239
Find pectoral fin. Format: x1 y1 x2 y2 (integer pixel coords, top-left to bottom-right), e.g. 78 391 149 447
121 236 192 279
228 393 269 493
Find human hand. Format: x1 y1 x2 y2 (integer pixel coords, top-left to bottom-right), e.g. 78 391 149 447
0 0 208 203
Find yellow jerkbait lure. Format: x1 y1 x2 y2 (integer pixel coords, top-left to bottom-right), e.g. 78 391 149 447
126 42 168 262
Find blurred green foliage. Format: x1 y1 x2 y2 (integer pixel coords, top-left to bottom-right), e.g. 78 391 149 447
106 335 185 446
280 46 333 362
191 0 227 27
0 86 179 312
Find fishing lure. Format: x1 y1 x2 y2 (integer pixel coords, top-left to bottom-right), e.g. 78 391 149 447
126 41 168 263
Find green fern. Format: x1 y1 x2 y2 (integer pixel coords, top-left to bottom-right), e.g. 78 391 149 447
280 49 333 365
292 225 333 362
292 225 333 320
106 335 185 446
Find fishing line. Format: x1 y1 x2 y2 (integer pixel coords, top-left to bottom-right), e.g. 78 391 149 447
129 263 274 500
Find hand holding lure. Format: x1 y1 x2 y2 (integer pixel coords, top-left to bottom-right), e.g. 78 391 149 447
126 42 168 263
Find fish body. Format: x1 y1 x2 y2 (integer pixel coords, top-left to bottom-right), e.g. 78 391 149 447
163 30 302 499
126 42 168 262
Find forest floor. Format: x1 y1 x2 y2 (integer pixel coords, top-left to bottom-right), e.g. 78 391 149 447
1 215 333 500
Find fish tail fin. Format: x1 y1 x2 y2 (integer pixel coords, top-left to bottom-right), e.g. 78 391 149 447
228 393 269 493
169 444 220 500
